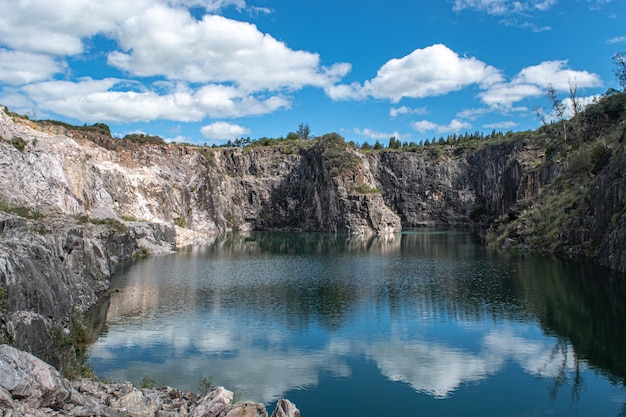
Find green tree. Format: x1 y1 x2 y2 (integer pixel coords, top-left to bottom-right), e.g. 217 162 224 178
388 136 401 149
297 122 311 139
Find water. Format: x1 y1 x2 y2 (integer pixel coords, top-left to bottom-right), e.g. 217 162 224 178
87 230 626 417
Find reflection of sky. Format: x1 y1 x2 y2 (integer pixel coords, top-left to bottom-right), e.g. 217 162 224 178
88 233 625 412
89 304 584 404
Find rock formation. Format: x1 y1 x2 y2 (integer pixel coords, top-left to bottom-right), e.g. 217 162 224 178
1 93 625 414
0 344 300 417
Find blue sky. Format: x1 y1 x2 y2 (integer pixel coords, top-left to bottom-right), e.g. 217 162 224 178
0 0 623 145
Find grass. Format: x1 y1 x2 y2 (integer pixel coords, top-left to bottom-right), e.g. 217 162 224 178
75 215 128 233
139 375 159 389
0 197 43 219
350 183 381 194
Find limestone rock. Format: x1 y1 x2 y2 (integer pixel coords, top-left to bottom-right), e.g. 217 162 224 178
219 402 267 417
270 400 300 417
0 344 72 409
110 390 156 417
188 387 233 417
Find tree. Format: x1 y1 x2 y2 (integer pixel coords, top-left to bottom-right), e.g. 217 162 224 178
388 136 401 149
297 122 311 139
547 84 567 144
613 52 626 91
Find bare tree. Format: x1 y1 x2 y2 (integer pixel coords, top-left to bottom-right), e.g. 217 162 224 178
548 84 567 144
568 78 583 141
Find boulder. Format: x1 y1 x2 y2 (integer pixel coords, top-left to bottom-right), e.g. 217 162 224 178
188 387 234 417
270 399 300 417
0 344 72 409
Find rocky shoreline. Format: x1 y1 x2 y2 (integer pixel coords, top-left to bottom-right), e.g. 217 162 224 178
0 344 299 417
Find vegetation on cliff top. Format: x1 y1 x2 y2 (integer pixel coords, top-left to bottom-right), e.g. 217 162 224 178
485 90 626 255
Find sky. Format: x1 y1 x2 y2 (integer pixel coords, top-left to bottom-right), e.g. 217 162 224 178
0 0 624 145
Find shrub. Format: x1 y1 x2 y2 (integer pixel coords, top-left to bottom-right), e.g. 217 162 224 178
9 136 27 152
0 287 7 310
314 133 360 176
174 217 187 228
123 133 166 145
350 184 381 194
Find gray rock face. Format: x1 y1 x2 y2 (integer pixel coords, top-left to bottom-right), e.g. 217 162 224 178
0 344 72 409
270 400 300 417
0 213 176 365
0 111 400 237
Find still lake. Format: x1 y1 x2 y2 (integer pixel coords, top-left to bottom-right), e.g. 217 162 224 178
87 230 626 417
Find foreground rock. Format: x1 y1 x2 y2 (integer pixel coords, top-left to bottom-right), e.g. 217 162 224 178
0 344 300 417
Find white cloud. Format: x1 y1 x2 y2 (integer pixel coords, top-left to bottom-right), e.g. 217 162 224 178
0 49 65 85
200 121 250 141
19 78 290 122
353 128 409 141
0 0 346 124
329 44 502 103
389 106 428 118
0 0 153 56
412 119 472 134
108 6 349 92
480 83 544 107
500 18 552 32
607 36 626 44
480 60 602 107
452 0 557 15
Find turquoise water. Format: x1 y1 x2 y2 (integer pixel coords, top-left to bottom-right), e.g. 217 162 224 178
88 231 626 417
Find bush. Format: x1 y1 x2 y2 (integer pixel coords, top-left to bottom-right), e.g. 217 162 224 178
0 287 7 310
123 133 166 145
350 184 381 194
314 133 360 176
9 136 27 152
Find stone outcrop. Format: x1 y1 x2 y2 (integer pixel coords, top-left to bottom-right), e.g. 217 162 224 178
0 212 175 368
0 344 300 417
0 110 400 237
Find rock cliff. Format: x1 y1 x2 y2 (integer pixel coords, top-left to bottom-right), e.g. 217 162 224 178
0 92 625 399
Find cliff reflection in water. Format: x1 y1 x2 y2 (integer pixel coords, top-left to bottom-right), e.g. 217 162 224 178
88 231 626 414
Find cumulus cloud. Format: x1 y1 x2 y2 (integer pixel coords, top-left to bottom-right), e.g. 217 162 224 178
328 44 502 103
0 0 153 56
201 121 250 141
108 6 349 92
353 128 409 141
389 106 428 118
412 119 472 134
0 49 65 85
0 0 347 123
480 60 602 107
19 78 289 122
